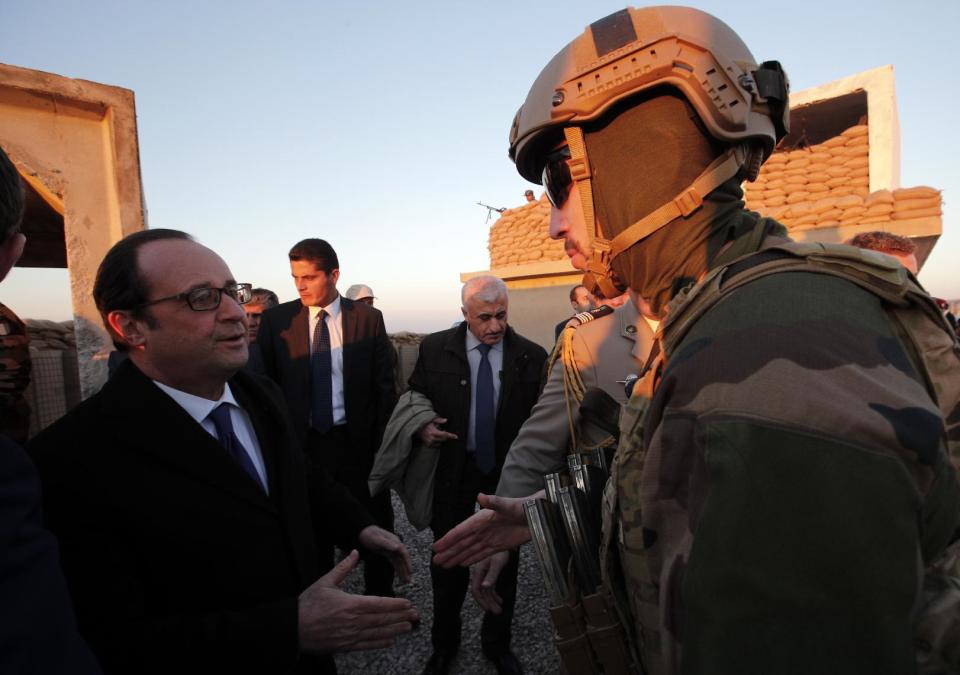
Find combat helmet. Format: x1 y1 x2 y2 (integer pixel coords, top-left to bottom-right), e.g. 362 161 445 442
509 6 789 297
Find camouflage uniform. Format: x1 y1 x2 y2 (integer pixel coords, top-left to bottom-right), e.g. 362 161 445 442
0 302 31 443
606 228 960 675
504 6 960 672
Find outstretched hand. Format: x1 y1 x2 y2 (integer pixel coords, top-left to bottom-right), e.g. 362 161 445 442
432 492 539 568
298 550 419 654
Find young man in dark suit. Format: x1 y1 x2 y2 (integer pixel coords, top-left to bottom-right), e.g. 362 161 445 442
256 239 398 596
28 229 417 675
405 276 547 675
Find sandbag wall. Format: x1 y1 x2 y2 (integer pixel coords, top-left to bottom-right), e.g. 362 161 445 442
488 196 565 268
743 123 942 230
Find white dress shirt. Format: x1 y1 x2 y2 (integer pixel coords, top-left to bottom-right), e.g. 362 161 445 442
308 295 346 426
465 330 503 452
152 380 269 493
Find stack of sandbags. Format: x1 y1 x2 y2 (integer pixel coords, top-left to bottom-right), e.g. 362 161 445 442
760 186 941 231
25 319 76 352
890 186 942 221
744 123 870 218
488 195 564 268
743 122 942 230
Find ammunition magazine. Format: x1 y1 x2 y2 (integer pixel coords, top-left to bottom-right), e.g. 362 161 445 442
557 485 601 593
545 470 570 505
523 498 570 605
527 387 642 673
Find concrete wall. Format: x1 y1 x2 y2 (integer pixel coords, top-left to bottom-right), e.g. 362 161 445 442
0 63 146 397
504 284 575 351
790 65 900 193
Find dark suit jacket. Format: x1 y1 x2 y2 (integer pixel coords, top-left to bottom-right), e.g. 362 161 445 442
407 324 547 512
244 340 266 375
256 297 397 465
28 361 374 675
0 435 101 675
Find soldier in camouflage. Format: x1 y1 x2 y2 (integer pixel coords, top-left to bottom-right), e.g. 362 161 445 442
436 6 960 674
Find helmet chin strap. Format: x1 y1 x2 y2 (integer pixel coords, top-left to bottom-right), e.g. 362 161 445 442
563 127 622 299
563 124 753 299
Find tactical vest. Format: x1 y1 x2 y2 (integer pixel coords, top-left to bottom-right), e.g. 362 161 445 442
600 239 960 675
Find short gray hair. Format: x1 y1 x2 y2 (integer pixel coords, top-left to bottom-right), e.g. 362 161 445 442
461 275 508 306
250 288 279 308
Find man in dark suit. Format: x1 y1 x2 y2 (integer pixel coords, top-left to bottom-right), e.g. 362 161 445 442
0 144 101 673
28 229 417 675
407 276 547 675
553 283 596 340
256 239 398 596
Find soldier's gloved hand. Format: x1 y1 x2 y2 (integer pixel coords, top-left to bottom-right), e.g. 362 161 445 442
416 416 458 447
470 551 510 614
432 491 540 567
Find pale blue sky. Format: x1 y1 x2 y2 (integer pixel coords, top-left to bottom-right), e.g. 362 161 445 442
1 0 957 332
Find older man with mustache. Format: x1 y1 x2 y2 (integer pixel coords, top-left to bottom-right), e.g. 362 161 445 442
391 275 546 675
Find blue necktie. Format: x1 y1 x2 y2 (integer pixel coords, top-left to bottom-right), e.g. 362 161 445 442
311 309 334 433
475 343 496 474
208 403 265 492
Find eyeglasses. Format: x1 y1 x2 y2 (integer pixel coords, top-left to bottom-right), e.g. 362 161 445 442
542 145 572 208
138 283 253 312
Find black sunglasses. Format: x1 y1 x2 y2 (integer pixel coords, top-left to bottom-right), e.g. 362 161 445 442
137 283 253 312
542 145 572 208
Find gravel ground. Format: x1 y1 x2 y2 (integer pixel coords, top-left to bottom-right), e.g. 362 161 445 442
336 493 560 674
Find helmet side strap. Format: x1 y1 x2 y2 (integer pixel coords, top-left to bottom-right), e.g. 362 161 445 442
563 126 621 298
607 144 749 261
563 126 598 246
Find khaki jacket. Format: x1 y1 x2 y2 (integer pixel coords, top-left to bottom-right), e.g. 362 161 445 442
496 301 654 498
368 390 441 531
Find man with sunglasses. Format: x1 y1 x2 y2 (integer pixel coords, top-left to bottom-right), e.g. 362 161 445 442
28 229 417 674
435 6 960 674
